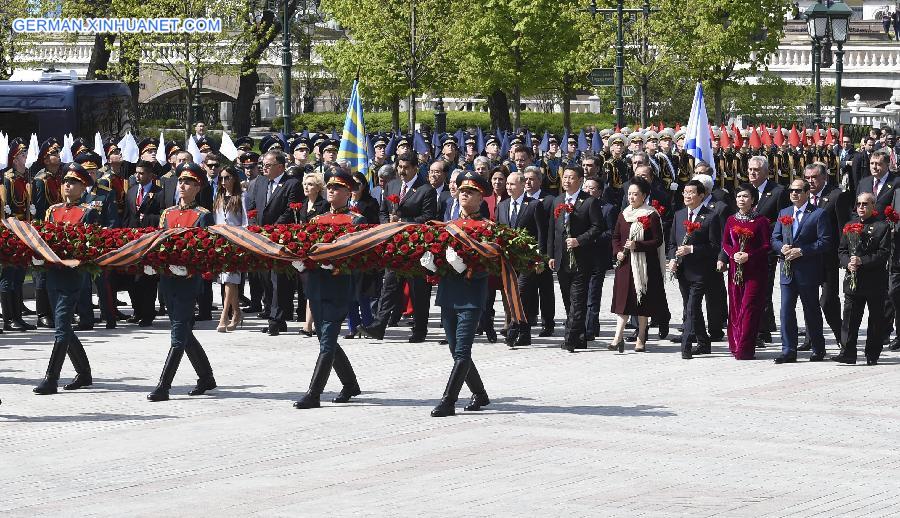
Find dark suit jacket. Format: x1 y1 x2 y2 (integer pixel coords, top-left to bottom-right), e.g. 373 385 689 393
771 204 833 286
353 195 381 224
122 183 164 228
812 183 852 251
850 151 871 192
596 201 620 272
838 217 890 295
546 190 604 271
496 195 543 244
667 205 722 282
252 173 303 225
379 176 437 223
755 180 790 225
436 187 452 218
856 173 897 217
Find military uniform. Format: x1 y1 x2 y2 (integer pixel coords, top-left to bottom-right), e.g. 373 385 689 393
33 164 98 395
293 195 366 410
147 164 217 402
31 139 65 328
431 172 492 417
1 138 36 332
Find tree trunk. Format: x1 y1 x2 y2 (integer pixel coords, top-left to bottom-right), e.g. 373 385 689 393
234 69 259 136
640 76 649 128
391 94 400 132
408 91 416 133
513 84 521 131
487 89 511 132
712 81 723 125
561 74 572 132
86 34 116 80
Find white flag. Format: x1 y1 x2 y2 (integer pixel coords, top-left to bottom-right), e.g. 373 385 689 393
93 132 106 166
59 133 73 164
24 133 39 169
186 135 202 164
156 130 167 165
684 82 716 179
219 131 240 161
117 132 139 163
0 133 9 169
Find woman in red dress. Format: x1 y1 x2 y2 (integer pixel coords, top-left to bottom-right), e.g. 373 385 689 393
720 184 771 360
610 177 668 352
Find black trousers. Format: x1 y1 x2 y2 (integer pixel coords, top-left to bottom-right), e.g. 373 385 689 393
518 271 540 326
269 271 294 326
374 270 431 334
820 261 843 339
537 267 555 329
679 275 710 352
760 254 778 334
197 280 213 318
842 284 886 361
704 271 727 335
558 265 589 346
882 269 900 340
248 271 266 310
129 274 159 322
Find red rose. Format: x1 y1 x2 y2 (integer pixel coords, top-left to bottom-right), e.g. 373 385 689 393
778 215 794 226
386 194 400 204
423 232 435 243
247 209 258 220
201 272 214 281
399 244 411 254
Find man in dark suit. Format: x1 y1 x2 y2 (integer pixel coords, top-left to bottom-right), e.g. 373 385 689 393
856 150 896 216
546 164 604 352
849 138 874 195
692 171 732 342
524 166 556 336
747 155 790 344
838 135 856 188
122 160 164 326
798 162 851 351
497 170 545 347
254 150 302 335
583 177 619 342
832 193 891 365
771 178 834 363
666 180 722 360
239 152 268 315
428 159 453 216
362 152 438 343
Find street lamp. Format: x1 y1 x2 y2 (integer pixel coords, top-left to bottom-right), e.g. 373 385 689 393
282 0 293 134
829 1 853 126
805 0 829 125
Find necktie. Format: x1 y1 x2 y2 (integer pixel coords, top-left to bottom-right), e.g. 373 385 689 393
510 200 519 226
565 197 573 224
811 194 818 207
400 183 408 203
136 187 143 207
792 208 801 237
874 178 881 197
451 200 460 220
688 209 694 222
266 179 274 204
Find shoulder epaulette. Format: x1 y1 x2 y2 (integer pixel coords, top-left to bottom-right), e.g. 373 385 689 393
96 184 111 192
195 206 210 213
34 171 48 180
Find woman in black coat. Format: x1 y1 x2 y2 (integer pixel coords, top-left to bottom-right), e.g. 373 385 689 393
345 172 381 338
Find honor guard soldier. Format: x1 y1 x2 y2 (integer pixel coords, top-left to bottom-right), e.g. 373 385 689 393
161 141 183 178
602 133 628 198
675 129 695 185
484 134 502 168
98 140 130 221
148 162 217 402
462 133 478 171
260 134 286 155
32 138 64 328
1 137 36 332
656 128 679 189
319 139 339 173
33 163 99 395
440 134 461 168
293 169 365 409
137 137 159 163
234 136 254 153
540 134 563 195
370 134 389 171
291 137 312 168
70 137 90 158
431 171 493 417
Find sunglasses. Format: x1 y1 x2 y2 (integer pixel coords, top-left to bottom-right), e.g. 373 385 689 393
206 163 220 168
855 202 872 207
220 175 234 181
787 188 807 194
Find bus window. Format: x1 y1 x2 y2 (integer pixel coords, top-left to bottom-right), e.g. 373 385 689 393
77 94 134 138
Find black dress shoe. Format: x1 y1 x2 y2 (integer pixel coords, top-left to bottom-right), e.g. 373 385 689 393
408 333 428 343
37 316 53 328
774 355 797 364
499 328 508 338
188 377 217 396
63 374 93 391
682 353 692 360
830 355 856 364
797 341 812 352
538 327 554 337
625 331 638 343
360 324 385 340
691 344 712 355
332 385 361 403
138 320 153 327
708 332 724 342
658 323 669 339
585 334 595 342
267 323 281 336
808 353 826 362
74 323 93 331
485 328 497 343
760 332 772 343
867 358 878 366
464 393 490 411
256 312 269 319
668 334 683 343
890 339 900 351
194 313 213 322
105 322 116 330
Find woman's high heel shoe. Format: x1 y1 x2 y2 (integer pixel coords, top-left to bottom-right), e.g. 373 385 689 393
226 311 243 331
300 329 314 337
217 324 228 333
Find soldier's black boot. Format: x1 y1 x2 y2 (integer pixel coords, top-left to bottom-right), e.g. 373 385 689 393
431 359 471 417
63 338 93 390
462 361 490 411
147 347 184 402
185 337 216 396
34 340 69 395
36 288 53 328
331 346 361 403
12 291 36 330
293 352 334 409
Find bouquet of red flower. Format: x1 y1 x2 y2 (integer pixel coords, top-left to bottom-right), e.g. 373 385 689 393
614 214 653 270
778 215 794 277
671 219 702 280
385 194 401 217
886 205 899 224
731 225 755 286
554 203 576 269
247 209 259 224
842 221 865 291
288 202 305 223
651 199 665 216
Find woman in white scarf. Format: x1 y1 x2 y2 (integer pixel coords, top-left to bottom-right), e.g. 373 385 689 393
609 177 668 352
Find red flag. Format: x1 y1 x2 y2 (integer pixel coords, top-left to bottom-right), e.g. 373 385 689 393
732 124 744 149
838 125 844 144
774 124 784 146
749 127 761 149
761 124 773 147
719 125 731 149
824 126 833 146
789 124 801 148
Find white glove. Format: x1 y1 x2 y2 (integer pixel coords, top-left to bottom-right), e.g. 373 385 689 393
419 251 437 272
143 265 157 276
168 265 188 276
32 257 44 266
29 204 36 215
291 260 306 273
320 263 334 270
670 182 679 191
445 246 466 274
3 205 10 215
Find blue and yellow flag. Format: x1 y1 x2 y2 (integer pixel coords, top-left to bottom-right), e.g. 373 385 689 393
337 80 369 179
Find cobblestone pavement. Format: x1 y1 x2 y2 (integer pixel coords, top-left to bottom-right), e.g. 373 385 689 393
2 272 898 517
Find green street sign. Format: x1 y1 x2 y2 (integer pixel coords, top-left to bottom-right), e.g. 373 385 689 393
587 68 615 87
623 85 637 98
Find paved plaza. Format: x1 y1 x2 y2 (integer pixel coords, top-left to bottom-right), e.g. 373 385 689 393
2 272 899 517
